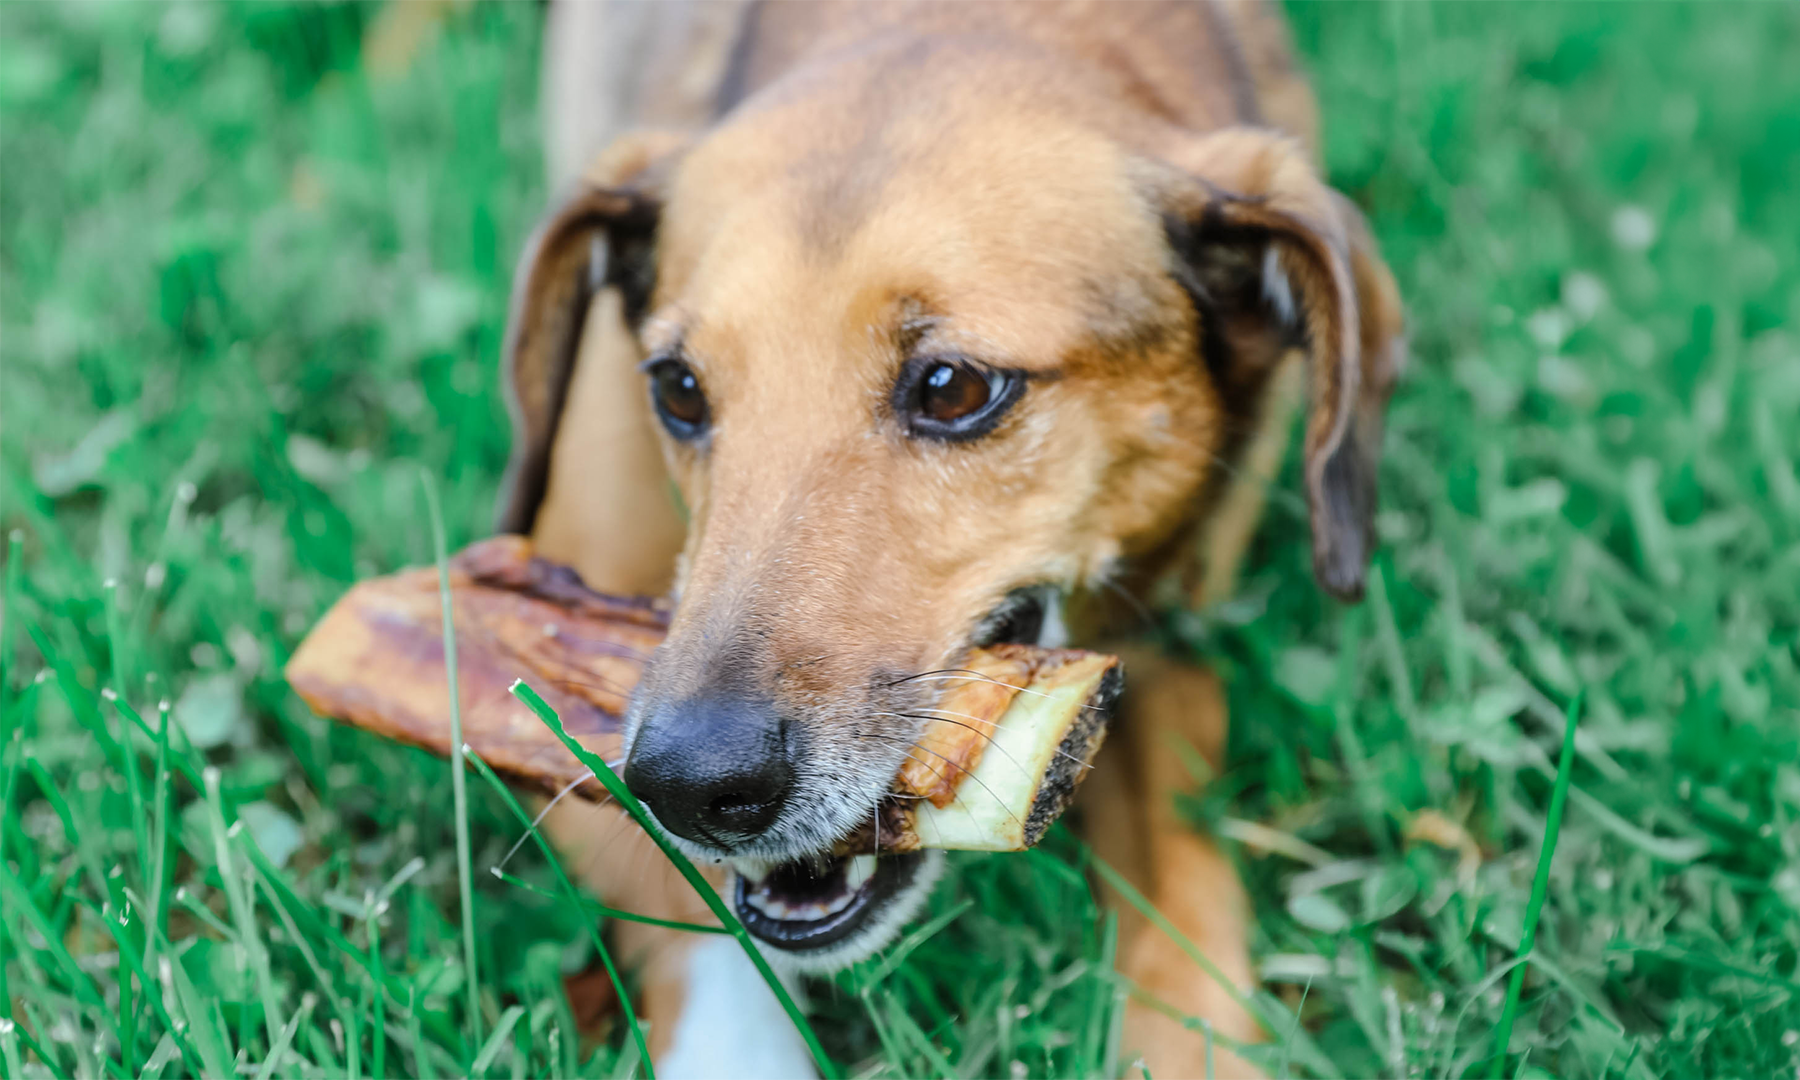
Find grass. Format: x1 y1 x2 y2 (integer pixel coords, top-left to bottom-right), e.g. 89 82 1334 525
2 1 1797 1077
421 468 481 1052
1490 695 1580 1078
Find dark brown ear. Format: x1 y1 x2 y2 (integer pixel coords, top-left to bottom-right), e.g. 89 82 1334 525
1160 128 1405 601
494 184 660 536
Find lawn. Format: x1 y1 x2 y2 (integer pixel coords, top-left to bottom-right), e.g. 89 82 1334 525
2 2 1797 1077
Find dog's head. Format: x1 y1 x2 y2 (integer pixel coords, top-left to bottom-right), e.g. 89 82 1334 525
498 91 1403 965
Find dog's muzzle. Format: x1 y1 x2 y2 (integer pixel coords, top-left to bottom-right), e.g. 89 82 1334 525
723 585 1066 964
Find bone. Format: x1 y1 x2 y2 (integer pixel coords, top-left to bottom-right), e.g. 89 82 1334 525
285 535 1120 853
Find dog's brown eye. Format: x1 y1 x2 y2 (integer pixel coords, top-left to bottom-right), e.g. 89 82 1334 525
648 358 709 439
920 362 992 422
896 358 1024 442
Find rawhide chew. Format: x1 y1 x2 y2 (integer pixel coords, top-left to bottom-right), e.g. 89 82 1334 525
847 644 1121 854
285 536 1120 852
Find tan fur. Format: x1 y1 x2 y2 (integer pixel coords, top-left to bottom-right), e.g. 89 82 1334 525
513 4 1405 1076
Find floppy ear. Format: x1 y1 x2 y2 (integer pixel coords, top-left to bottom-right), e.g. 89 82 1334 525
1160 128 1405 601
495 158 668 536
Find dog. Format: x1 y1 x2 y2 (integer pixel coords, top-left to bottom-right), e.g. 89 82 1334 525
497 2 1404 1076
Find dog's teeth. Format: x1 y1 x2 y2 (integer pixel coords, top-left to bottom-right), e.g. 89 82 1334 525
744 892 855 922
738 855 869 924
730 857 775 882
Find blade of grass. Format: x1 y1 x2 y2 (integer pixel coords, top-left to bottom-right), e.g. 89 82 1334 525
118 926 137 1076
173 885 238 939
471 1004 526 1077
461 745 656 1077
1 530 21 710
511 679 841 1079
1101 910 1127 1080
0 1017 24 1080
254 992 316 1080
102 586 153 892
202 765 283 1052
140 1033 180 1080
367 894 387 1080
405 986 430 1079
857 993 906 1075
421 467 482 1050
1490 693 1582 1077
608 1025 646 1080
1367 564 1420 725
143 697 173 974
0 680 33 823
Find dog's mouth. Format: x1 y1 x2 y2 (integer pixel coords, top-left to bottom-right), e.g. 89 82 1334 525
716 586 1062 961
731 851 937 959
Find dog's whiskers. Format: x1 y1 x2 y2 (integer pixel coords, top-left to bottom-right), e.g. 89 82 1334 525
1099 575 1158 632
853 734 988 834
884 708 1094 775
873 708 1037 784
853 731 1025 834
495 769 604 874
886 669 1109 712
882 667 986 688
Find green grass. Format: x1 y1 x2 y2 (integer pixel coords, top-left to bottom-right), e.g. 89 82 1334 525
2 2 1797 1077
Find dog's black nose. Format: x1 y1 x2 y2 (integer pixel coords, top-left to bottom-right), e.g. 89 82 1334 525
622 696 796 848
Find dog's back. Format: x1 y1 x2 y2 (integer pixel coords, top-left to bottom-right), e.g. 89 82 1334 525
543 0 1317 192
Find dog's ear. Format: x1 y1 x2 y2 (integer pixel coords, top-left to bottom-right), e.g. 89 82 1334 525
496 134 682 536
1159 128 1405 601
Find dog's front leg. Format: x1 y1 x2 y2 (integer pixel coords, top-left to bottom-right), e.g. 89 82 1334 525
1086 649 1264 1079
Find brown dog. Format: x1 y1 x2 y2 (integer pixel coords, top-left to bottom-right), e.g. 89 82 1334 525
501 2 1404 1076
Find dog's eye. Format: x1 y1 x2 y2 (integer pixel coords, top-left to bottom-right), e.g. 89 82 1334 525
899 359 1023 441
648 358 709 439
920 363 993 421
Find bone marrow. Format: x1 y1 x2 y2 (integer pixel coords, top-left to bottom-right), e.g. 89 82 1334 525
285 536 1119 853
